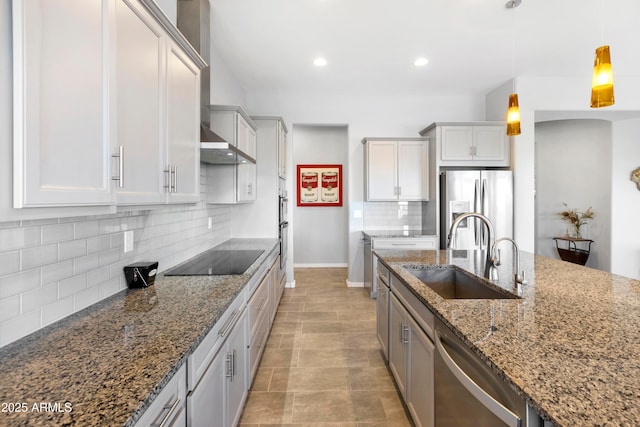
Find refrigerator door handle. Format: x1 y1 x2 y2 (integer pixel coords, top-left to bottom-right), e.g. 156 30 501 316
474 179 481 246
481 178 488 247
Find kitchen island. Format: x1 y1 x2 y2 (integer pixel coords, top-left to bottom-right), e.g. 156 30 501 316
376 248 640 426
0 238 278 427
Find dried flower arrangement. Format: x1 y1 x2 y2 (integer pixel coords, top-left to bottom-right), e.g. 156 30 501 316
558 203 595 239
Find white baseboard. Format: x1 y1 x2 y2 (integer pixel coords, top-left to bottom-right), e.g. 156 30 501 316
346 280 364 288
293 263 348 268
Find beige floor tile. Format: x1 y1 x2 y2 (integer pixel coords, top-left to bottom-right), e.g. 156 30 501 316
285 311 339 322
250 367 273 391
337 310 377 322
292 391 387 423
298 348 371 368
269 367 350 391
341 332 380 349
240 391 295 424
305 302 353 312
292 333 343 349
260 347 300 368
348 367 397 391
301 320 361 334
271 321 303 335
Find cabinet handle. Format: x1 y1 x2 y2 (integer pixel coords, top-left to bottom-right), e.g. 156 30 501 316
225 353 233 379
398 186 401 196
164 166 171 193
257 297 267 313
171 165 177 193
232 349 237 381
150 397 181 427
403 324 410 344
218 309 241 338
112 146 124 188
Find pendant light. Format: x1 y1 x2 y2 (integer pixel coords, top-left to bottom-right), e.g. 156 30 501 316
505 0 521 136
590 0 614 108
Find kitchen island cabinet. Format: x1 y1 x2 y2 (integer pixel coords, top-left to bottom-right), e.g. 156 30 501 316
0 238 278 427
375 248 640 426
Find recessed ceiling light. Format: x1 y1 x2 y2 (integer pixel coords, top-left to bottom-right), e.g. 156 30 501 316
313 57 327 67
414 57 429 67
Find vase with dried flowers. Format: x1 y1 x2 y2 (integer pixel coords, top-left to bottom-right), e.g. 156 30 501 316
558 203 595 239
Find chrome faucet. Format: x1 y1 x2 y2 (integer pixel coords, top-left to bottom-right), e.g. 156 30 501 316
447 212 496 280
491 237 527 285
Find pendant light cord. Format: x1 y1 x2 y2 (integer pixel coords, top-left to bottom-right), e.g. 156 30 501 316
512 2 516 93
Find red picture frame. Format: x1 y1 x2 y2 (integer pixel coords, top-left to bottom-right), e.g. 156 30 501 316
296 164 343 207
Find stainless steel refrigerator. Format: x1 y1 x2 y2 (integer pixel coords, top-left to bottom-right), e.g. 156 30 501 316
440 170 513 249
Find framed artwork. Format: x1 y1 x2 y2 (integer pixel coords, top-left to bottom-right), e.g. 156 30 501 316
296 164 343 207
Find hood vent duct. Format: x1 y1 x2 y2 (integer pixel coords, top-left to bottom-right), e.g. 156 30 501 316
200 124 256 165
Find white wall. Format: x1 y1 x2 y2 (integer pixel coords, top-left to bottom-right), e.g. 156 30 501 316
248 91 486 282
486 75 640 279
534 119 612 271
210 46 247 107
611 118 640 279
292 125 349 267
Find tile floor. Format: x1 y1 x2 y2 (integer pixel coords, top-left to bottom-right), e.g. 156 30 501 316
239 267 413 427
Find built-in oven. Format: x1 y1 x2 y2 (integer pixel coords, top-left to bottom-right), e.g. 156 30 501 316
278 195 288 270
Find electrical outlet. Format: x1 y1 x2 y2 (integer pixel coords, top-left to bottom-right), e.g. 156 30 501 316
208 217 213 230
124 230 134 253
353 209 362 218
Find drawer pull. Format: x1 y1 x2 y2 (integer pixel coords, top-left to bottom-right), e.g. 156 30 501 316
218 308 241 338
151 397 181 427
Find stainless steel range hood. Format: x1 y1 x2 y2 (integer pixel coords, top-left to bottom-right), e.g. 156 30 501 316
200 124 256 165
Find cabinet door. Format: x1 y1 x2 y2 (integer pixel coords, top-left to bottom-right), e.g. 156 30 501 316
166 42 200 203
188 350 226 427
376 283 389 361
389 294 408 398
236 163 256 202
366 141 398 201
226 312 248 427
236 114 256 158
397 141 428 200
407 315 435 427
277 121 287 179
13 0 114 207
115 0 165 205
473 126 508 163
440 126 473 161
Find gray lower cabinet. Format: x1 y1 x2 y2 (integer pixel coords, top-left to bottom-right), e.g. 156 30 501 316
388 277 435 427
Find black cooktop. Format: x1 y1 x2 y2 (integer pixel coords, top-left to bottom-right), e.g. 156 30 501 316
164 249 264 276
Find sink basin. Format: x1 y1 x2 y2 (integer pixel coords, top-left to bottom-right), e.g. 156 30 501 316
406 266 519 299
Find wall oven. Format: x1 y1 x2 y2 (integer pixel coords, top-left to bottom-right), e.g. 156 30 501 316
279 195 288 270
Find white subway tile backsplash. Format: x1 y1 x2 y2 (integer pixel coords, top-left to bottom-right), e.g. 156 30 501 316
0 310 41 348
74 220 100 239
0 198 230 348
0 295 21 323
42 297 73 327
42 223 74 244
59 240 87 261
0 251 20 276
73 285 101 312
42 260 74 286
22 244 58 270
59 274 87 299
0 268 41 299
73 253 101 275
0 227 41 252
22 284 58 313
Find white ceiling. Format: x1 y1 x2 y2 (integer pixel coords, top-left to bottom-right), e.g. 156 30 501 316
210 0 640 98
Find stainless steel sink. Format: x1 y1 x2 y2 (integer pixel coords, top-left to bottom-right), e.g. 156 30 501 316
406 266 519 299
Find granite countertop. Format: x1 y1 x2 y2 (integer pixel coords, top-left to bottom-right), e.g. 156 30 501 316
0 238 279 427
375 248 640 427
362 230 437 239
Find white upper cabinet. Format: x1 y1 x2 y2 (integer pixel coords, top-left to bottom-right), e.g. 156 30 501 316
13 0 114 207
207 106 258 204
165 40 200 203
12 0 205 210
364 139 429 201
114 0 165 204
437 124 510 166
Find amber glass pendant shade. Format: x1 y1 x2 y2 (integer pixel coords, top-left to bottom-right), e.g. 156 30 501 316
506 93 521 136
590 45 614 108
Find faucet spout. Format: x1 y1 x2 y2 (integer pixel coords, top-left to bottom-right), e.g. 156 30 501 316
491 237 527 285
447 212 495 279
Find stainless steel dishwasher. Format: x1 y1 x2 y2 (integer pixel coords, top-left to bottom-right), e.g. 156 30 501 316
434 318 540 427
